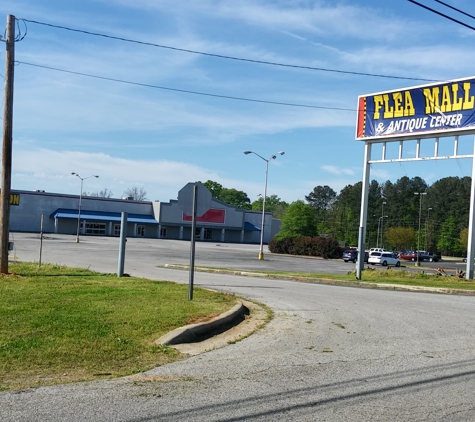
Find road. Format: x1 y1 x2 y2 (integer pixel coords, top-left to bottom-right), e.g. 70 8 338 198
2 233 475 421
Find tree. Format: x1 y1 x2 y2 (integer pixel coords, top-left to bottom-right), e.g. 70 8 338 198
220 188 251 210
331 183 362 245
201 180 224 199
305 185 336 211
124 186 147 201
251 194 289 219
385 227 415 251
276 200 318 238
437 216 460 255
199 180 251 209
87 188 113 198
428 176 471 233
459 227 468 253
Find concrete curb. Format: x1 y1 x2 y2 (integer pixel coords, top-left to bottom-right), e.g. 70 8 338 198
161 264 475 296
154 301 248 346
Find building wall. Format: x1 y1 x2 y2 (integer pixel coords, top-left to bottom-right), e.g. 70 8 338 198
8 187 281 244
10 191 157 235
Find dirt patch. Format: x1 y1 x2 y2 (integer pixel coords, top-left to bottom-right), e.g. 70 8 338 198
186 313 221 325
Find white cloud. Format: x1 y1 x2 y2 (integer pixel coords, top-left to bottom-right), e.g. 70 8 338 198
12 148 227 202
322 165 356 176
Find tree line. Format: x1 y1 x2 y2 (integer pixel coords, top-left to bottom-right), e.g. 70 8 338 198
84 187 148 201
201 177 471 256
82 177 472 256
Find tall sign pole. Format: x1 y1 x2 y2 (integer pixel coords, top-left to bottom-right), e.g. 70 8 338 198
0 15 16 274
188 184 198 300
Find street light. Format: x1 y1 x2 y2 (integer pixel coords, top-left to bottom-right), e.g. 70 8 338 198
71 172 99 243
244 150 285 260
425 207 433 251
378 215 388 248
414 192 427 266
380 201 387 248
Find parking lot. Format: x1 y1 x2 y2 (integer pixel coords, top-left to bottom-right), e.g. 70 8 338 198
8 232 467 278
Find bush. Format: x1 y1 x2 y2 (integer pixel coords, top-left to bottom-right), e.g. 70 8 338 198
268 235 341 259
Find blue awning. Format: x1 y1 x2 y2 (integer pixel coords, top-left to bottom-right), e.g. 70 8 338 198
244 222 261 231
50 208 158 225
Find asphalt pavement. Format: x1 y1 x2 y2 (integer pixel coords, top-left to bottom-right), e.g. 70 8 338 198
2 233 475 421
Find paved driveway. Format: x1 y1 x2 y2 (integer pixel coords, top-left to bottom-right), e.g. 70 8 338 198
2 233 475 421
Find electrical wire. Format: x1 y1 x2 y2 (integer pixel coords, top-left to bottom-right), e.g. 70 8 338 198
15 17 27 41
16 60 356 111
434 0 475 21
408 0 475 31
19 18 436 82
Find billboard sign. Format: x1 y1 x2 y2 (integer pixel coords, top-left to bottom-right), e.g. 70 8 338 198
356 76 475 141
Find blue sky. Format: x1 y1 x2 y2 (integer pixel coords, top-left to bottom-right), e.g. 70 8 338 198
1 0 475 203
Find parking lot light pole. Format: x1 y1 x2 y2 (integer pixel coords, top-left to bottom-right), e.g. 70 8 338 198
415 192 427 267
378 215 388 248
425 207 432 251
244 151 284 260
71 173 99 243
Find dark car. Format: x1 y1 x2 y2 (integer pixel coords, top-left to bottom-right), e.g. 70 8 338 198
418 251 440 262
342 250 369 263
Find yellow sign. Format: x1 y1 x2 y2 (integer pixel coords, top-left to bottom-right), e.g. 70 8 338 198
10 194 19 205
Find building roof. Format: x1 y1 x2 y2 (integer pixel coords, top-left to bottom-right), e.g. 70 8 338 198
50 208 158 225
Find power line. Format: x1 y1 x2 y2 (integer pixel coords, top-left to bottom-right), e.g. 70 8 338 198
434 0 475 21
16 60 356 111
408 0 475 31
19 18 436 83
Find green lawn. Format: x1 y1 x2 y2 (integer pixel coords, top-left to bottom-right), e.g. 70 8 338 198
0 263 238 391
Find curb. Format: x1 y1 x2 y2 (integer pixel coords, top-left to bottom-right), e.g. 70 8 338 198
154 301 248 346
161 264 475 296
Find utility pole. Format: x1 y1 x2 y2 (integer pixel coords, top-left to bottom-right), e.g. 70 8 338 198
0 15 16 274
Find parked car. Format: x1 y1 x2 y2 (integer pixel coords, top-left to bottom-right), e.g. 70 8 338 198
369 247 388 253
399 250 419 261
342 249 358 263
368 251 401 267
418 251 440 262
342 250 369 263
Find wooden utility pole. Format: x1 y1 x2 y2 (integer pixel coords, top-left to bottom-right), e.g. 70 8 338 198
0 15 16 274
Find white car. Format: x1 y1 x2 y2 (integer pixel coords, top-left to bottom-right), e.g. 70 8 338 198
368 251 400 267
369 247 388 253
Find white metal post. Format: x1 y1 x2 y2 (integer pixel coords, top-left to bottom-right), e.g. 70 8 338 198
466 136 475 279
259 160 269 260
76 178 83 243
356 142 372 279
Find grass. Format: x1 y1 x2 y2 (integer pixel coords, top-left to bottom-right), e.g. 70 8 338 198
0 262 238 391
180 264 475 291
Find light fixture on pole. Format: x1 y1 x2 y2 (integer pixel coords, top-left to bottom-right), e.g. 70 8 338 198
425 207 432 251
244 150 285 260
380 201 387 248
376 215 380 248
71 172 99 243
414 192 427 266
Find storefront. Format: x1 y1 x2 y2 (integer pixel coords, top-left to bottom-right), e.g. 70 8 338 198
9 184 281 244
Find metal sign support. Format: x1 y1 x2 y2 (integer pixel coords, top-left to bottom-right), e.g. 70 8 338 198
188 184 198 300
357 135 475 280
356 143 371 280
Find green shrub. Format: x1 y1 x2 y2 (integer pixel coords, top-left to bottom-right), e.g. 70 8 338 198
269 235 341 259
